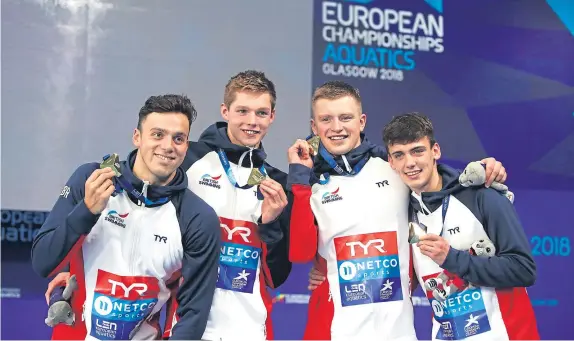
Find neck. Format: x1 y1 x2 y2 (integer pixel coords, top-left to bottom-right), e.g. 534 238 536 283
132 154 175 186
227 129 260 149
414 168 442 195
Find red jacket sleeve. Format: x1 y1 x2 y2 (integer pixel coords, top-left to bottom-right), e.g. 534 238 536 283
287 164 319 263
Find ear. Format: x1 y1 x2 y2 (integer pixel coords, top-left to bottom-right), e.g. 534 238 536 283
310 118 318 136
220 103 230 121
432 142 442 161
133 128 141 148
269 109 276 124
359 113 367 132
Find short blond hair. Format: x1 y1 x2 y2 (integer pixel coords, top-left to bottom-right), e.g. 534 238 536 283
312 81 362 111
224 70 277 109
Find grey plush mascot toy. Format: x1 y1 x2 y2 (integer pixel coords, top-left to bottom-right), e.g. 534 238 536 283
424 239 496 302
459 161 514 203
45 274 78 327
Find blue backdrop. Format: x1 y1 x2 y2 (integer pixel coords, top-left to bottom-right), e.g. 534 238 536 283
2 0 573 339
273 0 574 340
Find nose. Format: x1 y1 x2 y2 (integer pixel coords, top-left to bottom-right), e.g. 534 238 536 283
160 136 174 152
404 153 416 168
330 118 343 132
246 112 257 126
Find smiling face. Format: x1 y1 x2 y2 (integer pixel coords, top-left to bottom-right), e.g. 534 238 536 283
382 112 442 194
311 96 366 155
310 81 366 155
221 70 277 148
221 91 275 147
132 112 189 185
387 136 442 193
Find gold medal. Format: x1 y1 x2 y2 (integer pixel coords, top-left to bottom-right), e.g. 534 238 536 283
306 135 320 156
247 167 266 186
100 153 121 176
408 221 427 244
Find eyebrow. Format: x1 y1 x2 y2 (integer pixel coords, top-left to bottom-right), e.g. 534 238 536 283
391 145 426 156
410 145 426 152
236 105 270 111
318 112 354 117
150 128 187 137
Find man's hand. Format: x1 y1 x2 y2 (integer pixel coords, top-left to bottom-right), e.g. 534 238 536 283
45 272 70 304
308 266 326 291
480 157 507 187
288 139 314 168
417 234 450 266
84 168 116 214
259 178 288 224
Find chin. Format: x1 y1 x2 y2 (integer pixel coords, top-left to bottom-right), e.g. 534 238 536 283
240 138 262 147
326 144 354 156
405 179 427 193
152 167 176 179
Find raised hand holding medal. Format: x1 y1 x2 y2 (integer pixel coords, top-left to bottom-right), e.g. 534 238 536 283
287 138 315 168
259 177 288 223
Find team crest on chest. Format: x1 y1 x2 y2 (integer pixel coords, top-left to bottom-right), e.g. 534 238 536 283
198 173 222 189
321 187 343 204
104 210 129 228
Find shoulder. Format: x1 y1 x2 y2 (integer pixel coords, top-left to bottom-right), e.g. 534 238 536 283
452 186 512 222
173 189 218 223
75 162 100 175
68 162 100 184
181 141 215 171
456 186 510 206
264 162 287 189
58 162 101 199
475 187 514 211
370 145 388 160
172 189 219 236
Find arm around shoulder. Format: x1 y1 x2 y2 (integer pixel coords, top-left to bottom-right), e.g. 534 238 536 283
31 163 101 278
170 202 221 340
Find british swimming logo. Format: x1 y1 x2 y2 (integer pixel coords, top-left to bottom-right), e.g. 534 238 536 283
217 217 261 293
199 174 222 189
423 272 491 340
334 231 402 306
90 269 159 340
104 211 129 228
321 187 343 204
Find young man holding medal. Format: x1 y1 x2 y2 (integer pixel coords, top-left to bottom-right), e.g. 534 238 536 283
161 70 291 341
382 113 539 340
286 81 508 340
42 71 291 340
31 94 222 340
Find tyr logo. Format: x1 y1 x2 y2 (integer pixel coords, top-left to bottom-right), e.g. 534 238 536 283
447 227 460 235
346 239 387 256
375 180 389 188
108 280 147 297
154 234 167 243
221 224 251 243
